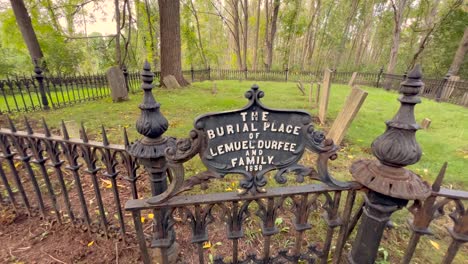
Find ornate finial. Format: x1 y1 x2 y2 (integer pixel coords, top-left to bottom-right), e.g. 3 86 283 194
372 65 422 167
61 120 70 140
127 62 174 159
42 118 51 137
135 61 168 139
351 64 430 200
23 116 33 135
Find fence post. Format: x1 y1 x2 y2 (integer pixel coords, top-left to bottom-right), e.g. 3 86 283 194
244 67 248 80
435 72 450 102
285 67 289 82
122 64 129 92
127 61 178 263
208 65 211 81
34 60 50 110
348 65 431 264
376 67 384 88
190 65 194 83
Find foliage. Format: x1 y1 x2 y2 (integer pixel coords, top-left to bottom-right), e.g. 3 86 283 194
0 0 466 78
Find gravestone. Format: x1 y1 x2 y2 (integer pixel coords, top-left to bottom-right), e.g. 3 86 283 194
461 93 468 107
421 118 431 129
348 72 358 86
318 69 332 124
162 75 181 89
328 87 368 145
297 81 305 95
106 66 128 102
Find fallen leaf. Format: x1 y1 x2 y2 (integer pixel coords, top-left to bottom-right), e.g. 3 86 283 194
101 179 112 189
203 241 212 249
225 187 233 191
148 213 154 219
87 241 94 247
429 240 440 250
141 217 145 223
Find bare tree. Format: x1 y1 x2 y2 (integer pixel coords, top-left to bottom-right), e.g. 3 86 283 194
158 0 189 86
9 0 43 61
264 0 280 71
387 0 408 74
252 0 262 70
449 27 468 76
408 0 463 70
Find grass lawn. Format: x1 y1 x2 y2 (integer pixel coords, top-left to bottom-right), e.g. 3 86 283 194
9 80 467 188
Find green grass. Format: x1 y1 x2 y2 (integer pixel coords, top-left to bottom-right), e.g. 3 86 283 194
9 80 467 188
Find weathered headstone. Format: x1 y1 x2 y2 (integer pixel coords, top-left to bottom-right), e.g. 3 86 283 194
328 87 368 145
64 120 80 138
318 69 332 124
106 66 128 102
348 72 358 86
297 81 305 95
461 92 468 107
441 75 459 100
162 75 181 89
421 118 431 129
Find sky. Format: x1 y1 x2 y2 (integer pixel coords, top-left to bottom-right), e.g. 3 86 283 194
0 0 116 35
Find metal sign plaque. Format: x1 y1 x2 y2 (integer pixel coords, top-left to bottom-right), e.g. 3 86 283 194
196 86 310 174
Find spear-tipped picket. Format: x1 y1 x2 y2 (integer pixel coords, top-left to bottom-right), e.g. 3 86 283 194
80 122 88 143
23 116 33 135
42 118 51 137
123 127 129 148
432 162 448 192
61 120 70 140
101 125 109 146
7 116 16 132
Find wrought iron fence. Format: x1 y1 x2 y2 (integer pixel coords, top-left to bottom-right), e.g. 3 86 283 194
0 63 467 263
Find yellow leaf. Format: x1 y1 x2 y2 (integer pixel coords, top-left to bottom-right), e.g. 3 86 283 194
225 187 233 191
202 241 212 249
148 213 154 219
429 240 440 250
141 217 145 223
87 241 94 247
231 182 236 187
101 179 112 189
347 155 354 159
14 162 22 168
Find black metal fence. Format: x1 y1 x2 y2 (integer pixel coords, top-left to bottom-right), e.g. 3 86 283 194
0 65 467 263
1 67 467 114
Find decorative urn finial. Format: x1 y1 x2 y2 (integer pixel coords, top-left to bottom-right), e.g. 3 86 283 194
127 61 174 160
351 64 431 200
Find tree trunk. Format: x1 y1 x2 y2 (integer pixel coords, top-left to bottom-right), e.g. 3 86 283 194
264 0 280 71
9 0 43 61
387 0 408 74
252 0 261 70
449 27 468 76
158 0 188 86
242 0 248 70
334 0 359 69
114 0 122 67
